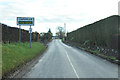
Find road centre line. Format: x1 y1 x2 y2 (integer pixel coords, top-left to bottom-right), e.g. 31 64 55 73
65 51 79 78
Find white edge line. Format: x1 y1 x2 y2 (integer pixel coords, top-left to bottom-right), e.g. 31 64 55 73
59 40 71 48
65 51 79 78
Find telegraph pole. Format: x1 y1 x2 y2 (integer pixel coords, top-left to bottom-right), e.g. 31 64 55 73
64 23 66 37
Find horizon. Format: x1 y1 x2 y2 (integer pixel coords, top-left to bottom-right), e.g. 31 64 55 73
0 15 119 35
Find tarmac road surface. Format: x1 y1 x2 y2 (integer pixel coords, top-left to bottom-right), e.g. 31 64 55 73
21 39 118 78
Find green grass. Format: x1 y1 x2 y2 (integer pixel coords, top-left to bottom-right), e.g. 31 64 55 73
108 56 116 60
100 54 108 58
2 42 46 76
86 49 100 54
85 48 117 61
87 49 117 61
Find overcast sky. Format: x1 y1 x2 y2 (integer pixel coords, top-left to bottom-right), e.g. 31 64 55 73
0 0 119 35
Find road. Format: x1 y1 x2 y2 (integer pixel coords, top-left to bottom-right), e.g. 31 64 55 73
22 39 118 78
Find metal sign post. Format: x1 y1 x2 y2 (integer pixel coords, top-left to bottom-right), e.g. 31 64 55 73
29 25 32 48
19 25 21 43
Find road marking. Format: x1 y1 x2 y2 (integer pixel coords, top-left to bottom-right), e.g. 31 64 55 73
65 51 79 78
59 41 71 48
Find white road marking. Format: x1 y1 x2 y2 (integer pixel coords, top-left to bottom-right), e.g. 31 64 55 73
59 40 72 48
65 51 79 78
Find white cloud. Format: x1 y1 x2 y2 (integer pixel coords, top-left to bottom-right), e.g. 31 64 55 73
0 0 119 35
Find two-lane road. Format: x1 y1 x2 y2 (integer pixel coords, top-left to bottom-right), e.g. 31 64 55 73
22 39 118 78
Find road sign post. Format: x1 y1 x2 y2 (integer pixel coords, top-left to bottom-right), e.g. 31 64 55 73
17 17 34 48
29 25 32 48
19 25 21 43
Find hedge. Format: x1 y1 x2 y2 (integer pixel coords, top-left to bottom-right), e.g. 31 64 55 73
1 23 39 43
67 15 120 51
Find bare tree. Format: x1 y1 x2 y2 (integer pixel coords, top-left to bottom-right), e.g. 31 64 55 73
56 26 65 39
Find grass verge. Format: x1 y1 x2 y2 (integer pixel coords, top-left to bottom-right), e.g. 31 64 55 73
85 49 118 62
2 42 46 76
